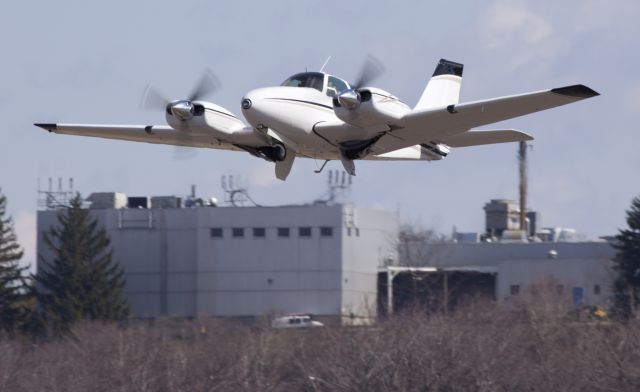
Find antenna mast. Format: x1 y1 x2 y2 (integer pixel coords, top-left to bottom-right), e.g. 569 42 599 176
221 174 260 207
315 170 352 204
319 56 332 72
38 177 75 210
519 141 527 232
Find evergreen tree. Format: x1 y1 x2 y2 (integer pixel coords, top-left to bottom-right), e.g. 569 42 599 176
612 196 640 319
0 189 28 333
34 194 129 334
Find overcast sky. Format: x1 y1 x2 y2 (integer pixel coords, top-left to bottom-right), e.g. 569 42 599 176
1 0 639 269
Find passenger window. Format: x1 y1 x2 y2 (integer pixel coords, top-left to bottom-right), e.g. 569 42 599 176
327 76 349 97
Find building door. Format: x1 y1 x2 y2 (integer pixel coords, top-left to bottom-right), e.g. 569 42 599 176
572 287 584 308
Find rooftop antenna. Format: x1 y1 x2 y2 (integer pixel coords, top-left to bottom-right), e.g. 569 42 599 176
221 174 261 207
319 55 332 72
315 169 353 205
38 177 75 210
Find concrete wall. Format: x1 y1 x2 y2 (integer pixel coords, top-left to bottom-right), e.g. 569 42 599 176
341 205 398 323
37 203 398 321
497 258 613 307
194 205 345 318
398 241 615 307
424 242 615 267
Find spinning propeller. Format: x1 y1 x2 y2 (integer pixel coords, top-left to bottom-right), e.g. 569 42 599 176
335 55 385 110
140 69 220 160
141 69 220 120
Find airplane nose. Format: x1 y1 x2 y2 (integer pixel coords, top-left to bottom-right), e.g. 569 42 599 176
241 87 277 128
241 89 265 112
241 89 264 127
241 89 269 118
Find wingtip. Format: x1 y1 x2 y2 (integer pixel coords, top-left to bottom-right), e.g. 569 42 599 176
34 123 57 131
551 84 599 98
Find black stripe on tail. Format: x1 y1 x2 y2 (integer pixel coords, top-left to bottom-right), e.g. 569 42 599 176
433 59 464 77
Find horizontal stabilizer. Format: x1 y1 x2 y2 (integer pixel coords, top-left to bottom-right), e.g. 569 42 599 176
441 129 533 148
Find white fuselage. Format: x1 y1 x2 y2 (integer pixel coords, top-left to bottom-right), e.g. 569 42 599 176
240 80 425 161
164 71 446 163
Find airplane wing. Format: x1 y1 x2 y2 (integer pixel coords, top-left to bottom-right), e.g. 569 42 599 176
34 123 242 151
441 129 533 147
372 84 598 154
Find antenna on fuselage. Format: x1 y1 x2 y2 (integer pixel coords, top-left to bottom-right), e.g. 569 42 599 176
319 55 332 72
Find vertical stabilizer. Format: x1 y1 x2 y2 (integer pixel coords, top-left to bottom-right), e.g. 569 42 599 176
414 59 463 110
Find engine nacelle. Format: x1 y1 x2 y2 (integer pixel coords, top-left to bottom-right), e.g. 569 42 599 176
420 142 450 160
333 88 409 130
258 144 286 162
165 101 247 137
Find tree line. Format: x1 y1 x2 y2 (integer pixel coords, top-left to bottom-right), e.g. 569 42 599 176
0 189 128 338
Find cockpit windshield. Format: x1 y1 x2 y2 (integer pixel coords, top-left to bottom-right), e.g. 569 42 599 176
280 72 324 92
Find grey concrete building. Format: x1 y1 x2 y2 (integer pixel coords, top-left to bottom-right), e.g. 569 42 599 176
37 203 398 324
392 241 615 309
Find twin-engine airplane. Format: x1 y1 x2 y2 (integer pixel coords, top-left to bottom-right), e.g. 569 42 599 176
35 58 598 180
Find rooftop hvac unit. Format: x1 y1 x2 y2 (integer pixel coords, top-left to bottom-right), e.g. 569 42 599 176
87 192 127 209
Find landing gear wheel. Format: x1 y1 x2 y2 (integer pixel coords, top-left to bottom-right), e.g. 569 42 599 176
273 144 286 161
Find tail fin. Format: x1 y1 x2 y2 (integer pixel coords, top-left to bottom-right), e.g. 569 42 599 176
414 59 463 110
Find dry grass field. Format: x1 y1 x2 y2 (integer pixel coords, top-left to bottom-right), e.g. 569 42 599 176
1 301 639 391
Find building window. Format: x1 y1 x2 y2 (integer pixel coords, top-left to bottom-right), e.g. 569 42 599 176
347 228 351 236
320 227 333 237
253 227 266 238
510 285 520 295
299 227 312 237
355 228 360 237
232 228 244 238
210 228 223 238
278 227 290 238
556 284 564 295
594 284 601 295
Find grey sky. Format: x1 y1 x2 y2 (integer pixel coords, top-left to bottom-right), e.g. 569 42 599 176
2 0 639 269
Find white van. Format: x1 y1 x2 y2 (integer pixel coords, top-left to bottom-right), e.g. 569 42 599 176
271 314 324 329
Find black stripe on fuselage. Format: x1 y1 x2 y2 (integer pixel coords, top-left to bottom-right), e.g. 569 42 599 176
204 107 240 120
311 122 338 147
265 98 333 110
369 91 409 107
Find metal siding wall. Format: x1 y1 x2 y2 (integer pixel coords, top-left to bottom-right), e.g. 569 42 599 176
341 206 399 321
37 204 398 320
497 258 613 306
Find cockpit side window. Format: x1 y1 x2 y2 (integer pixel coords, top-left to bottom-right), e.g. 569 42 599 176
326 76 349 97
281 72 324 92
